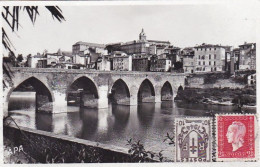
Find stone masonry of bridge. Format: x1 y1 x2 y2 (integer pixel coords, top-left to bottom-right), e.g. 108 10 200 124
3 67 186 117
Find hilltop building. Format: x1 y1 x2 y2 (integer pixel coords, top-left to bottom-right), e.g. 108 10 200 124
106 29 173 57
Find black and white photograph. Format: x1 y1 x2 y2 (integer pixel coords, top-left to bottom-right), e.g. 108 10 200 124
2 1 259 164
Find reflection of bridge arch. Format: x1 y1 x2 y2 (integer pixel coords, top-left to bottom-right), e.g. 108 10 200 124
161 81 173 101
109 79 130 105
138 79 155 103
67 76 99 107
6 76 54 112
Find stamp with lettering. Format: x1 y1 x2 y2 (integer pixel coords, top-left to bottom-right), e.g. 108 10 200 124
174 117 212 162
216 114 258 161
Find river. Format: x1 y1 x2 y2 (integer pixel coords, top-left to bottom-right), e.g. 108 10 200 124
7 93 252 160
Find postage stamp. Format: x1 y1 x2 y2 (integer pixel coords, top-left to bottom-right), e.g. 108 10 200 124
216 114 258 161
174 117 212 162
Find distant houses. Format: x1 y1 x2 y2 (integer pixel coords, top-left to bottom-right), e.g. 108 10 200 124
14 29 255 74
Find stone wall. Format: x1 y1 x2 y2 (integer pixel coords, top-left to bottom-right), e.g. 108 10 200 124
4 125 157 163
186 72 246 89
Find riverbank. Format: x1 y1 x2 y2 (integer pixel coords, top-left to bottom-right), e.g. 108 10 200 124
175 86 256 107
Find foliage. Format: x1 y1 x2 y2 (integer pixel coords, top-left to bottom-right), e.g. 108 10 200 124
2 6 65 56
2 6 65 94
126 138 163 162
17 54 23 62
175 87 256 106
163 132 175 146
173 61 183 70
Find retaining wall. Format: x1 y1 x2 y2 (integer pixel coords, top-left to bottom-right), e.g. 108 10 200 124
4 125 157 163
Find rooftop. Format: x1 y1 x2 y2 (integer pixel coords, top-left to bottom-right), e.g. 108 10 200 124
194 43 228 49
74 41 106 48
147 40 170 44
239 42 256 47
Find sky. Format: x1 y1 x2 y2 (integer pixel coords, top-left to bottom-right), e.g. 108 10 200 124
2 2 258 57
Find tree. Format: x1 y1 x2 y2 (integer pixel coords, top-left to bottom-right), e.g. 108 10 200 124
17 54 23 63
8 51 16 66
25 54 32 67
173 61 183 70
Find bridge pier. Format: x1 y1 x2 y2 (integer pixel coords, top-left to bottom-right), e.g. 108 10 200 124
52 91 68 113
129 87 138 105
97 85 109 108
155 86 162 103
129 94 138 105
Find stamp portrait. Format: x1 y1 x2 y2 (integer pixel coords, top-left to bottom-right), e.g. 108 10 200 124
216 114 258 161
174 117 212 162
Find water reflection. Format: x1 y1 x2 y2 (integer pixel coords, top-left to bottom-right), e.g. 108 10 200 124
79 108 99 140
111 105 130 132
8 96 249 160
137 103 155 127
35 113 53 132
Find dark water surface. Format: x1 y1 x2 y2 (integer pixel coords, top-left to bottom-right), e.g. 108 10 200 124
8 95 247 160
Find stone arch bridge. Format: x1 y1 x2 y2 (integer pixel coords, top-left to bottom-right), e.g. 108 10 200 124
3 67 186 117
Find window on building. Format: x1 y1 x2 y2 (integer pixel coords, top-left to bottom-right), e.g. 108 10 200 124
214 54 216 59
199 61 201 65
210 48 211 50
214 61 216 65
199 55 200 59
209 61 211 65
209 54 211 59
203 61 205 65
214 48 216 50
203 67 205 71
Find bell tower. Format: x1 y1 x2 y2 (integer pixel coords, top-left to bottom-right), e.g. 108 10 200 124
139 28 146 40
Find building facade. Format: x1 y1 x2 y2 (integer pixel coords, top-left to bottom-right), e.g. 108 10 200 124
28 53 47 68
132 57 150 71
112 55 132 71
72 41 106 55
150 56 171 72
181 47 195 73
96 56 111 71
238 42 256 70
193 44 227 72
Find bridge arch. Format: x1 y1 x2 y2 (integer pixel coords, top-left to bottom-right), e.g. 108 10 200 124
6 76 54 112
161 81 173 101
138 79 155 103
109 79 130 105
67 76 99 107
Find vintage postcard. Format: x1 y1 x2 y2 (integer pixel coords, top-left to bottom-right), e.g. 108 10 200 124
1 0 259 166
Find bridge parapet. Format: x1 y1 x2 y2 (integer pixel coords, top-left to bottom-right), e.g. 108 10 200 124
10 67 187 76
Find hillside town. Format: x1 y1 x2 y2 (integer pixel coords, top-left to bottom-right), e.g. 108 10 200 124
3 29 256 76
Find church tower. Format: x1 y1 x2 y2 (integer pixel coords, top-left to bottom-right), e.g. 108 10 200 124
139 28 146 40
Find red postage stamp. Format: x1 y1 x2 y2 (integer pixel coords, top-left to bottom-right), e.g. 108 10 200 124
216 114 258 161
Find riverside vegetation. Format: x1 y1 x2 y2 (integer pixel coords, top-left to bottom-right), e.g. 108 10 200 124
174 86 256 107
